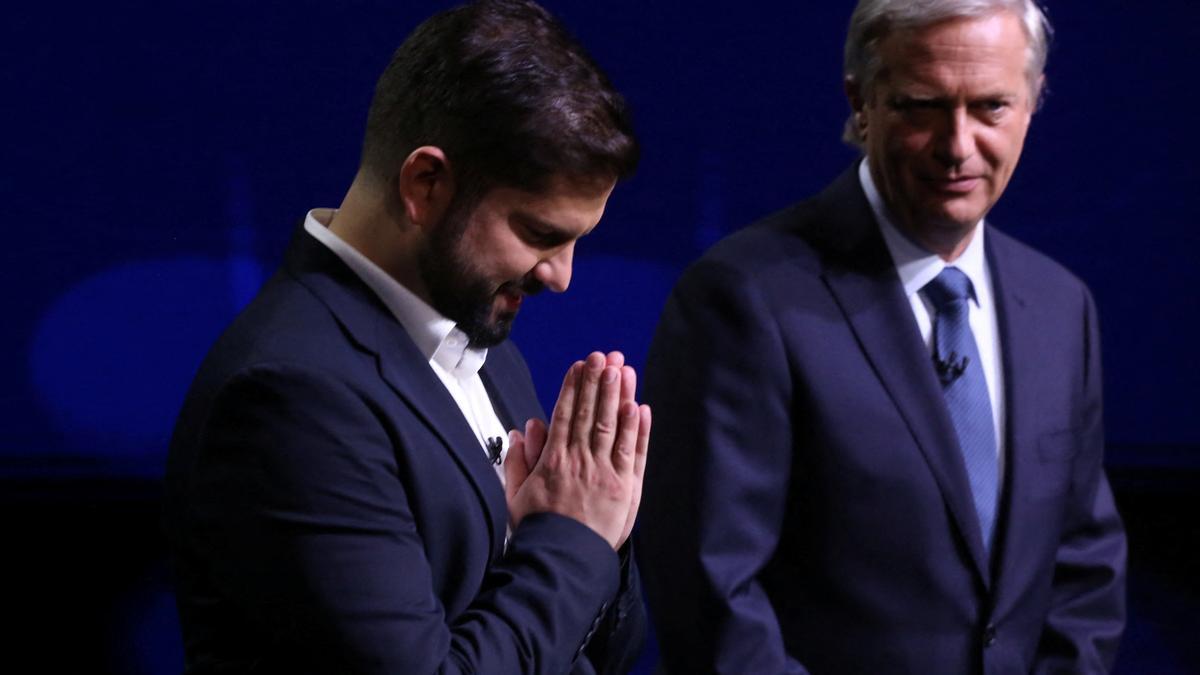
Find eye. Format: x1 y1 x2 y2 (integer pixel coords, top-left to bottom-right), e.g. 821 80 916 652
888 97 944 121
890 97 937 112
519 222 568 248
974 99 1010 116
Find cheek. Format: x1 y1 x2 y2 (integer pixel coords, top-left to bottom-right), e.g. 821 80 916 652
488 238 541 280
882 126 933 168
981 122 1029 172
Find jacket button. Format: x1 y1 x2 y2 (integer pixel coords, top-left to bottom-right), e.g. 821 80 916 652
983 624 997 647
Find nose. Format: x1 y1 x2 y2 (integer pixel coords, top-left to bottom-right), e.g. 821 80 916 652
533 243 574 293
933 107 975 168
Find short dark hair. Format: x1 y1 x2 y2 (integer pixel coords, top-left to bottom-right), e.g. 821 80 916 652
360 0 639 200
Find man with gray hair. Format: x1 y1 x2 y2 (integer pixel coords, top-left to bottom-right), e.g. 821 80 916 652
638 0 1127 672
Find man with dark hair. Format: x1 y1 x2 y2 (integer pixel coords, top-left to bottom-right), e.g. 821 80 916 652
165 2 649 673
639 0 1126 672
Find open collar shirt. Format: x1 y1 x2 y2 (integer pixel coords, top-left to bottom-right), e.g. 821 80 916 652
858 160 1007 476
304 209 511 488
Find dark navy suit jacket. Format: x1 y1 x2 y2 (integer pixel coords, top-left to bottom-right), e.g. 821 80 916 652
637 167 1126 674
165 225 644 674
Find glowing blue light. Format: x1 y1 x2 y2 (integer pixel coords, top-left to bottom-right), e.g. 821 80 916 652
29 255 263 461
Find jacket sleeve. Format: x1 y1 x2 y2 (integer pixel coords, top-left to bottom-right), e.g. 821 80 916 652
574 544 648 675
1033 287 1127 673
636 261 811 674
184 362 621 675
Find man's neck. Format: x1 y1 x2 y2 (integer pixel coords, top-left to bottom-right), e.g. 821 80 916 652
331 175 431 304
901 220 977 263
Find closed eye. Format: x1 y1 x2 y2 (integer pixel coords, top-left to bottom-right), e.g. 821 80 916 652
515 217 572 249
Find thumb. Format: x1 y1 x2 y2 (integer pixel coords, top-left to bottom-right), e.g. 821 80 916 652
525 418 548 469
504 429 529 505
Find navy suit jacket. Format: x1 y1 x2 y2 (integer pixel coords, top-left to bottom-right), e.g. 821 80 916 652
165 225 645 674
637 167 1126 674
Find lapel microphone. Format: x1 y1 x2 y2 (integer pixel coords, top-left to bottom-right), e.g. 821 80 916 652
486 436 504 465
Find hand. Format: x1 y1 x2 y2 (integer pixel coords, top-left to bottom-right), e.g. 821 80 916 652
506 352 651 549
507 351 630 472
506 351 632 500
504 418 545 512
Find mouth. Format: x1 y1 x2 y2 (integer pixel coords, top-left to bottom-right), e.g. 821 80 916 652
495 287 523 314
926 175 982 195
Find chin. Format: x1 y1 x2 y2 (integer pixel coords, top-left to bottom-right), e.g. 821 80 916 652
925 200 987 229
477 314 517 347
489 306 518 327
925 215 980 234
466 324 512 350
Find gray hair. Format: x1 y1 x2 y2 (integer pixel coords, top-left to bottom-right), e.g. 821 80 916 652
842 0 1053 145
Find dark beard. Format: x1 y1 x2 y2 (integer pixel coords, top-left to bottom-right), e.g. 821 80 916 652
418 203 543 349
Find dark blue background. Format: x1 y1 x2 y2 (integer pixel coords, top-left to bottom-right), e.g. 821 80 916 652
5 2 1197 672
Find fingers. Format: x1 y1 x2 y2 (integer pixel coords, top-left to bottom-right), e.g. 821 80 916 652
590 364 622 455
611 401 640 475
620 365 637 405
604 351 625 369
544 353 639 471
616 405 651 548
513 353 649 552
547 360 583 452
634 404 651 479
524 418 547 469
504 429 529 507
569 352 607 450
602 352 635 404
612 402 651 474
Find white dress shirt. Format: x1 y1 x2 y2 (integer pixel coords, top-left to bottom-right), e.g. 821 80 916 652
858 161 1007 478
303 209 510 488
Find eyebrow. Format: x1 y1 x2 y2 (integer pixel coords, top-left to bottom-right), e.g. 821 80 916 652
890 91 1019 105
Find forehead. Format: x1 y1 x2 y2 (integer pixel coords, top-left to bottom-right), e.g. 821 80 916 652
877 12 1029 90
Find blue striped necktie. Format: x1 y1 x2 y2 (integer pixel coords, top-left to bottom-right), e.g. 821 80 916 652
923 267 999 553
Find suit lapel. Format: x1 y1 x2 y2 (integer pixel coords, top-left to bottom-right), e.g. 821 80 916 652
815 170 992 585
984 229 1040 599
480 341 548 430
481 363 519 432
284 225 509 558
373 325 510 556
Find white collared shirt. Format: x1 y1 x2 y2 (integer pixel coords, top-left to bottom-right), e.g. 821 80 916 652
303 209 510 488
858 161 1007 475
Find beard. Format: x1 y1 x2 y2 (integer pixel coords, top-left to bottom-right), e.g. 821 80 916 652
418 201 544 349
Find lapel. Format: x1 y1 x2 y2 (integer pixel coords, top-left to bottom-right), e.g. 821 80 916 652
813 168 992 586
480 339 548 432
480 355 521 432
282 224 510 559
983 229 1041 600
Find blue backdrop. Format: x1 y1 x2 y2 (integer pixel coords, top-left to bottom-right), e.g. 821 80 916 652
5 1 1197 672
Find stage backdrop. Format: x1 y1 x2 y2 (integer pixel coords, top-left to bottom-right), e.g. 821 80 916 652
4 2 1197 673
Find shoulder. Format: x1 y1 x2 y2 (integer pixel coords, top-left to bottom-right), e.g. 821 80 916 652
173 271 386 445
208 271 377 383
675 182 875 313
987 226 1096 311
678 165 876 291
678 201 826 299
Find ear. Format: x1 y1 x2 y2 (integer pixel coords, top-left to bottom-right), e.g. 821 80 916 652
397 146 456 230
1031 74 1046 112
844 76 868 139
844 76 864 112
